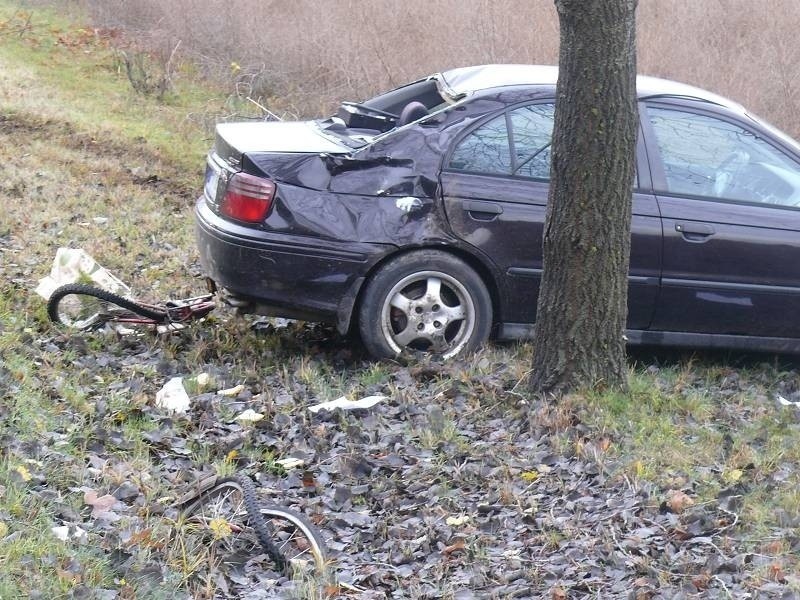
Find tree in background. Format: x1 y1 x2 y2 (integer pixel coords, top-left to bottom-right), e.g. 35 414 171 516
530 0 639 394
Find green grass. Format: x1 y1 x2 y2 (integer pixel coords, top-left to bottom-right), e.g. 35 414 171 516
0 2 798 596
0 3 228 174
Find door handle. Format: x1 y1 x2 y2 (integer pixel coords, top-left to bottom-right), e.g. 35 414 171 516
675 222 715 242
463 200 503 220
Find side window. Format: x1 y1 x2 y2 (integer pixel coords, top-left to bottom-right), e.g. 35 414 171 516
448 114 511 174
649 107 800 206
510 104 555 179
448 103 555 178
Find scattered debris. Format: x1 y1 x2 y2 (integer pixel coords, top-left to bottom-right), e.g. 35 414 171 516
275 457 305 469
155 377 191 414
34 247 130 299
217 384 245 397
307 394 387 413
51 524 87 542
775 393 800 408
195 372 213 389
234 409 264 424
665 489 695 514
445 515 471 526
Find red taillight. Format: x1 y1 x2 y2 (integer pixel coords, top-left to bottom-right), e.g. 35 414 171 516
220 172 276 223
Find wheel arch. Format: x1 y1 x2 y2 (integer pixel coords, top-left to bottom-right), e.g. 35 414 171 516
346 243 503 337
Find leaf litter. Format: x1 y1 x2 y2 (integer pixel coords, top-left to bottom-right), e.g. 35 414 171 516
9 319 799 599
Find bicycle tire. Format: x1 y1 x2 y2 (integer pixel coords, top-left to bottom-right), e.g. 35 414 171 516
47 283 168 328
258 504 329 573
181 476 328 577
181 476 285 569
234 475 291 570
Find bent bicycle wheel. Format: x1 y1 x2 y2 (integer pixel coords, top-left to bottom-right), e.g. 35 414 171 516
181 477 275 571
257 503 329 577
47 283 167 330
181 476 328 579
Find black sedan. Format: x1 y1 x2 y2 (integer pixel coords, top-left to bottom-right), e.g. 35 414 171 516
196 64 800 359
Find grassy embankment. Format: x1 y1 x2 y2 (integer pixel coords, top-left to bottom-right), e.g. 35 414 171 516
0 3 798 597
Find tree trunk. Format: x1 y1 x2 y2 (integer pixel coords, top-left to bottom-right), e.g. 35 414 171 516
529 0 638 394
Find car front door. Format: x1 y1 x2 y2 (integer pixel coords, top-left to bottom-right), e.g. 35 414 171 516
644 102 800 338
440 101 662 333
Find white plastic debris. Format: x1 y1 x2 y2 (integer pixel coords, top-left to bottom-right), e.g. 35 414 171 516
35 247 131 300
156 322 187 334
307 394 387 414
275 457 305 469
775 394 800 408
155 377 191 414
217 384 245 397
446 515 471 526
234 409 264 424
52 525 86 542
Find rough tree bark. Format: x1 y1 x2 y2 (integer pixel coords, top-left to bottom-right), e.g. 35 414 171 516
529 0 638 394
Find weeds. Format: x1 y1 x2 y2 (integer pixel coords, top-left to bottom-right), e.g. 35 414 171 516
117 41 180 100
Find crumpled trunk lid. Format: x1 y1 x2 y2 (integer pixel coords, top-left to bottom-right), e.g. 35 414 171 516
213 121 351 167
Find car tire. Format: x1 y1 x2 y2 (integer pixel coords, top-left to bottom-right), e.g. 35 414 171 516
358 250 492 359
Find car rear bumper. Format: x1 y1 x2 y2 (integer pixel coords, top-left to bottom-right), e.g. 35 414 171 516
195 199 395 331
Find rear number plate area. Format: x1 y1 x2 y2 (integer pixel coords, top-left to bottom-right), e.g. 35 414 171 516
204 162 221 204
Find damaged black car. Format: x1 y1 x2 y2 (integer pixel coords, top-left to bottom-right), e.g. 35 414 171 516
197 64 800 358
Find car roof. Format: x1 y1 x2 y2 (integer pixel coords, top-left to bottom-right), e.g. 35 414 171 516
438 64 744 112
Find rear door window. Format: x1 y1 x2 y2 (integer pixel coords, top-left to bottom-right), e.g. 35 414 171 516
448 103 555 178
448 113 512 174
509 104 554 179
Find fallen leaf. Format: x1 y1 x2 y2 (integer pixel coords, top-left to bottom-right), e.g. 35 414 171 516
126 529 162 549
302 470 316 488
209 517 232 540
446 515 470 526
84 490 118 517
15 465 31 482
217 384 245 397
692 572 711 590
442 538 466 555
666 489 694 513
724 468 743 483
769 562 787 583
234 409 264 423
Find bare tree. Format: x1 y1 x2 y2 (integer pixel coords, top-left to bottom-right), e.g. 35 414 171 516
529 0 638 394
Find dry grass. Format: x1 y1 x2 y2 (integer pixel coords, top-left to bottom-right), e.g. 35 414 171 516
58 0 800 137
